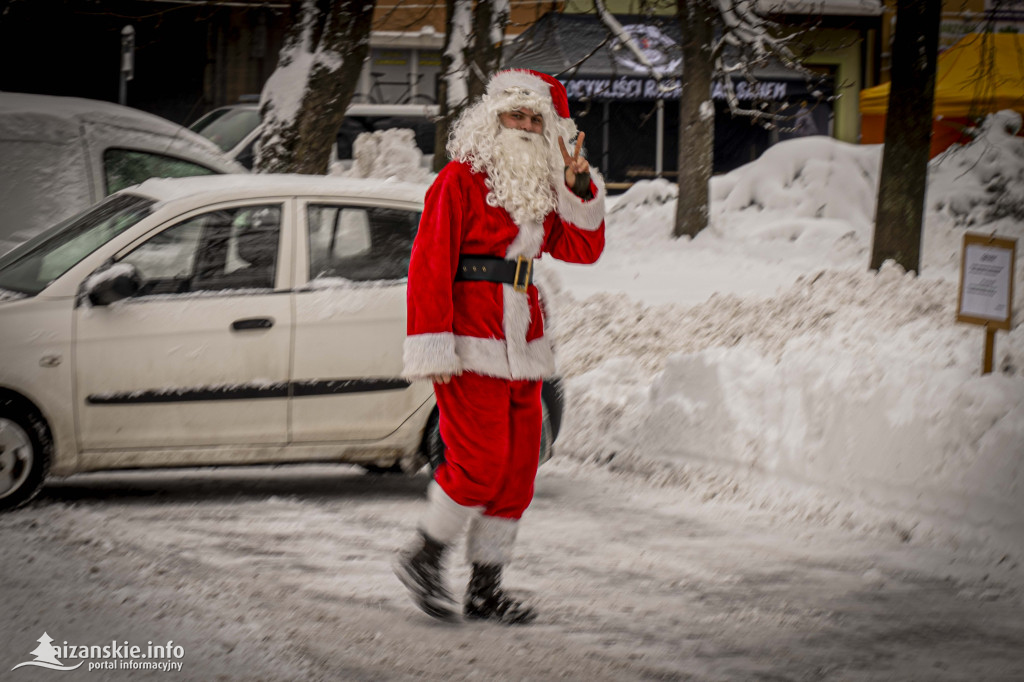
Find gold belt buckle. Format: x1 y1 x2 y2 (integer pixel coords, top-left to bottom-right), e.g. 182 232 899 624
513 255 532 293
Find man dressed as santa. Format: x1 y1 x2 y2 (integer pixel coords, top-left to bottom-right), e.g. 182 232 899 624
395 69 606 624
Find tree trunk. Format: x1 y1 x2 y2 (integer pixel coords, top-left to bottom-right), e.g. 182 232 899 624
468 0 507 100
433 0 507 172
869 0 941 273
674 0 715 239
255 0 375 174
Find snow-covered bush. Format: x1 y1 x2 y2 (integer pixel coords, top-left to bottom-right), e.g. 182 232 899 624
928 110 1024 227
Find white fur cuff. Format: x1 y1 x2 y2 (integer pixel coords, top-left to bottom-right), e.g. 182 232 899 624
403 333 462 381
556 167 606 231
466 515 520 565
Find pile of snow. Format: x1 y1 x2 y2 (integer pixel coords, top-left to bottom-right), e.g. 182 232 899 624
550 112 1024 584
336 128 433 184
711 136 881 241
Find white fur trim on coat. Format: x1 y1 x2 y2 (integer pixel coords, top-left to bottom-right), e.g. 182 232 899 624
502 285 548 379
420 481 482 545
453 334 555 381
447 277 556 381
466 514 519 565
555 167 606 231
403 332 462 381
505 219 545 259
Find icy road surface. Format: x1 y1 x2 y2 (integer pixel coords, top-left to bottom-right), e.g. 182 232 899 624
2 459 1021 681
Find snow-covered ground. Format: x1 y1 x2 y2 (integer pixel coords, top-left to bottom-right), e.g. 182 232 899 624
4 461 1022 680
548 111 1024 591
2 113 1022 680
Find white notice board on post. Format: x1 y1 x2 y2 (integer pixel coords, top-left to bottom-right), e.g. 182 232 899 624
957 233 1016 331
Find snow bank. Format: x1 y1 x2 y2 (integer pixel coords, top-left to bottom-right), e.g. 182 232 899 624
711 136 881 236
553 114 1024 579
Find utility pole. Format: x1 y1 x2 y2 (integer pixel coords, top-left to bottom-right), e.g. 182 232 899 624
119 25 135 106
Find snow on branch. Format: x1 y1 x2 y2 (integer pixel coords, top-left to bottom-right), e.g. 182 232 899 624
444 0 473 111
709 0 825 125
490 0 510 47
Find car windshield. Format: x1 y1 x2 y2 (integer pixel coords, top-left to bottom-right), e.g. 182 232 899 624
0 194 155 296
188 107 230 133
192 107 261 152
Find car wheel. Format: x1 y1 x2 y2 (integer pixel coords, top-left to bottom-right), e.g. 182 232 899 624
423 409 445 474
0 399 50 512
422 399 555 475
538 399 554 466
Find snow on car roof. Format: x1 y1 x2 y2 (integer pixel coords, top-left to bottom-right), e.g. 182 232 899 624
0 92 243 173
0 92 230 157
127 173 429 206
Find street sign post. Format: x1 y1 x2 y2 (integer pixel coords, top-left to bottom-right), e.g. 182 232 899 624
957 232 1017 374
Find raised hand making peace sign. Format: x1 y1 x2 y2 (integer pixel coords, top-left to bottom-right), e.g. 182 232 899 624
559 132 589 188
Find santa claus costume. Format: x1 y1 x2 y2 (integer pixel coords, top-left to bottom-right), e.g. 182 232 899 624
395 69 606 624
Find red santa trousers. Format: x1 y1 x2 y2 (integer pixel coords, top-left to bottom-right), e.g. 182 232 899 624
432 371 543 520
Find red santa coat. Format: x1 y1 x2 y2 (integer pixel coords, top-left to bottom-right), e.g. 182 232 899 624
403 160 606 381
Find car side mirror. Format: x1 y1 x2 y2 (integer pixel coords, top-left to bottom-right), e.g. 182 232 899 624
86 263 141 306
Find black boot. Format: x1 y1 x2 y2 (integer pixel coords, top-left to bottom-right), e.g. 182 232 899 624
464 563 537 625
394 531 458 621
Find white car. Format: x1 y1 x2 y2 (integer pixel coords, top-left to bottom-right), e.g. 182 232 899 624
0 175 561 511
189 102 439 170
0 92 247 255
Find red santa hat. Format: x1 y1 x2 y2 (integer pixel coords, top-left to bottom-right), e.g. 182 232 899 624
486 69 571 120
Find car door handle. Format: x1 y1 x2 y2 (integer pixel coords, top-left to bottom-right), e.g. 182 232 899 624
232 317 274 331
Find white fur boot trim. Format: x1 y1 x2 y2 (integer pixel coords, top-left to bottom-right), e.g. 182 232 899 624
419 481 482 545
466 515 519 565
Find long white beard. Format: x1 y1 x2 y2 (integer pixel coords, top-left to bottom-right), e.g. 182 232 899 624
485 128 557 226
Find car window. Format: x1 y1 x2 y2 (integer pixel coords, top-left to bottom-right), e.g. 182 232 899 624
0 194 154 296
235 138 256 170
120 204 282 295
188 108 231 134
191 107 261 153
307 205 419 282
104 148 218 195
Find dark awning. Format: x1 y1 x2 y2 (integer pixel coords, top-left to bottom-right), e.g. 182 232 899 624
503 13 826 102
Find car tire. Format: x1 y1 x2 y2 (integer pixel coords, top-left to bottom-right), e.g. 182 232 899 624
423 409 446 474
0 398 51 512
422 398 555 475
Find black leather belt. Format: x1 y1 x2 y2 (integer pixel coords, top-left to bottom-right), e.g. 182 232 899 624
455 255 534 292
